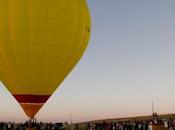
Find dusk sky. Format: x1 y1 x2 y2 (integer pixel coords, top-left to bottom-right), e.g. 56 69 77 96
1 0 175 123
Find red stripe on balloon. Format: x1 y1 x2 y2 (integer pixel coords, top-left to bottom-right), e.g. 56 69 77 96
13 95 50 103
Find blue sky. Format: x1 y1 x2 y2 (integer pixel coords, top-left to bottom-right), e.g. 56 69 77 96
1 0 175 123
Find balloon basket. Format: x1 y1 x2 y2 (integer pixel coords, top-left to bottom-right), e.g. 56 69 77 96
25 118 37 130
26 128 37 130
152 125 165 130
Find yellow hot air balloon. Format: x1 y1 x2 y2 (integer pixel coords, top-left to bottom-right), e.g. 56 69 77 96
0 0 91 118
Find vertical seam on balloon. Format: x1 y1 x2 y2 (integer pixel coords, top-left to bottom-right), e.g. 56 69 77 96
7 0 21 93
1 1 12 91
38 2 49 95
60 1 82 83
71 1 82 65
28 0 32 95
27 0 30 93
57 0 71 81
51 2 66 94
47 1 67 94
54 0 69 92
0 1 13 92
66 1 80 67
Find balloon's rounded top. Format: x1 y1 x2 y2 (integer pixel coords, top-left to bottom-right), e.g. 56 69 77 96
0 0 91 118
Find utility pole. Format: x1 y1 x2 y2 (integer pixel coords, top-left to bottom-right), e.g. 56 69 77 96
71 114 73 130
152 101 154 115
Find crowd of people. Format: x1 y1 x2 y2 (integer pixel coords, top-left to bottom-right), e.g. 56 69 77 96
83 118 175 130
0 117 175 130
0 121 66 130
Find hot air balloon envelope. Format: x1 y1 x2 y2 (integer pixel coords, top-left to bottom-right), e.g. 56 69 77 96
0 0 91 118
